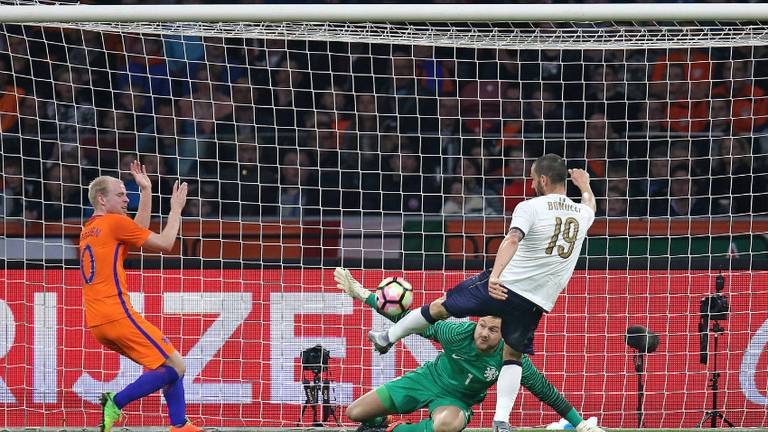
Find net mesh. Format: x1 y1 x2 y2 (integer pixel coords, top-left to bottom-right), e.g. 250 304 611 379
1 7 767 430
22 21 768 49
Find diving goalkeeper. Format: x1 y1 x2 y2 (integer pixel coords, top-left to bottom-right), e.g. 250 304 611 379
335 268 603 432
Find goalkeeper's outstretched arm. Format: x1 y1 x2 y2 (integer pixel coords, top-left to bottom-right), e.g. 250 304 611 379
333 267 410 323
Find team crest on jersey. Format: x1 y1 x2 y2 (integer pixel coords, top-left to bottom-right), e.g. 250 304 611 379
484 366 499 381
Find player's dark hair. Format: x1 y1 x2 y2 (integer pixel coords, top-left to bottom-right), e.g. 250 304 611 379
534 153 567 185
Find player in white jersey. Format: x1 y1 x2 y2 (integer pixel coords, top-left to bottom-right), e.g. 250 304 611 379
497 183 594 313
368 154 597 432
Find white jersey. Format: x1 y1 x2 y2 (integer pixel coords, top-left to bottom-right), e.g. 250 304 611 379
499 194 594 312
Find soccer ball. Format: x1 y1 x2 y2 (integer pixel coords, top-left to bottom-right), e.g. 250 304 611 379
376 276 414 316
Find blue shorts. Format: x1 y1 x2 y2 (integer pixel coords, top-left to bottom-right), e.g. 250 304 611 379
442 269 544 354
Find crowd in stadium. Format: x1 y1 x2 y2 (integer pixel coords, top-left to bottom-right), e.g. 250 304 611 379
1 22 767 221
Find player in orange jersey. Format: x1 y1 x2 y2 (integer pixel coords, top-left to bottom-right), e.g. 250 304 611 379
80 160 199 432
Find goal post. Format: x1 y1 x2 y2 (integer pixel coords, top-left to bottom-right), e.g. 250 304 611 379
0 3 767 430
2 3 768 22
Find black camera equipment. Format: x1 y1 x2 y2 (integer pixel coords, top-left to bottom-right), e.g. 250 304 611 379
301 344 330 373
297 345 339 427
697 274 734 428
625 325 659 428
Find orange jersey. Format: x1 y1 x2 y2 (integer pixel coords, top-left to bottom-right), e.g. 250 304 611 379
79 213 152 328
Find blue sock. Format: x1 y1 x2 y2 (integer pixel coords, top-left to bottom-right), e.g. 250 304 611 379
114 365 179 409
163 374 186 426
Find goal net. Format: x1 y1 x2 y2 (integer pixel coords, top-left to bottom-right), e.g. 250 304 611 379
1 3 767 429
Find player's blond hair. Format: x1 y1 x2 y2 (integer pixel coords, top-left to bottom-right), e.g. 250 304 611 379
88 176 116 208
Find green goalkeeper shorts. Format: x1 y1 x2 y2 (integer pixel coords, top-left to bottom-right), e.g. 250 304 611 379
376 369 473 425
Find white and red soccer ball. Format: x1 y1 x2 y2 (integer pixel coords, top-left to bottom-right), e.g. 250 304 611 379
376 276 414 316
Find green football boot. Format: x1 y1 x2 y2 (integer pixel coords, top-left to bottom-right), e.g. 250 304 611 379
100 392 122 432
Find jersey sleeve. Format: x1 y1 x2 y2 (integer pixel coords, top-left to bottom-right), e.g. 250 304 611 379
509 200 535 236
419 320 476 346
107 214 152 247
580 203 596 228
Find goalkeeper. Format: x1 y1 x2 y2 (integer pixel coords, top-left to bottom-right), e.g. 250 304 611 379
335 268 602 432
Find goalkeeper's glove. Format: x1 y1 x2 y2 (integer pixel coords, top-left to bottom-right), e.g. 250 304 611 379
334 267 371 301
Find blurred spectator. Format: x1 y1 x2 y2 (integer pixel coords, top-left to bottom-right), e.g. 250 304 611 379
519 49 566 83
0 55 25 133
458 157 498 215
3 34 33 94
116 35 171 102
176 67 234 176
271 59 312 129
502 147 534 215
606 161 629 196
665 63 709 134
498 49 519 82
199 179 220 219
713 58 768 135
231 76 256 139
500 85 523 146
138 102 180 175
44 68 95 148
650 49 712 100
42 164 74 222
629 100 667 135
438 97 462 175
441 178 487 215
598 187 631 218
710 137 755 215
522 87 563 137
414 45 456 97
137 153 174 214
222 143 265 218
643 144 673 198
163 34 205 80
382 151 440 213
119 153 141 211
5 26 768 224
441 180 465 215
585 112 624 157
571 112 624 198
180 182 216 219
183 196 201 218
383 52 419 135
606 188 630 218
278 149 319 218
177 66 234 139
649 164 710 217
60 163 83 218
355 93 378 133
709 98 732 136
16 94 39 138
584 64 627 127
459 79 505 135
203 36 246 85
0 158 24 218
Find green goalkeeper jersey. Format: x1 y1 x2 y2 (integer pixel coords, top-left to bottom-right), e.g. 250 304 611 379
365 295 502 406
418 320 503 405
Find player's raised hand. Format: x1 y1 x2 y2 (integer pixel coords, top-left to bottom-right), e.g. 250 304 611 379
130 160 152 191
334 267 371 301
170 180 188 212
568 168 591 190
488 276 508 300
